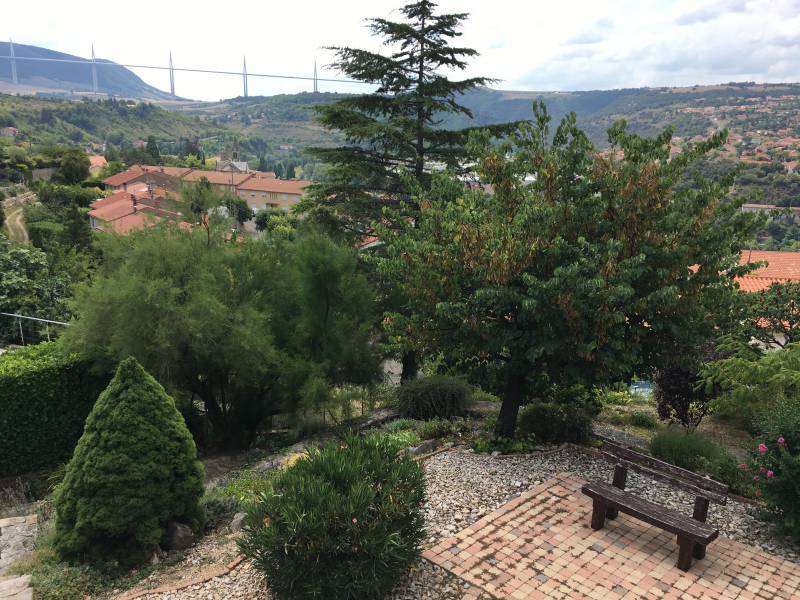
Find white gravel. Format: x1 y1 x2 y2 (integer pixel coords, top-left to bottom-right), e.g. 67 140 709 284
124 445 800 599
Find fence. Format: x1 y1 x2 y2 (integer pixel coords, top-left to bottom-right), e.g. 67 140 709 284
0 312 69 347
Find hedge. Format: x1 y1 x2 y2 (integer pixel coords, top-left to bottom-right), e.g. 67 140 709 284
0 342 109 477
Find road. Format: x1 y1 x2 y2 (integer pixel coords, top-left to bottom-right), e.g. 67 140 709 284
2 190 35 243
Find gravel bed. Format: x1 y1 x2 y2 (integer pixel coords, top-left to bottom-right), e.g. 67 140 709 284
592 423 648 448
122 445 800 599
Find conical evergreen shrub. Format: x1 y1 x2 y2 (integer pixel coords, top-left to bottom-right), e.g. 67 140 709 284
53 357 205 562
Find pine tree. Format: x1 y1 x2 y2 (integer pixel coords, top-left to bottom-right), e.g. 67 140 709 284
302 0 513 234
53 357 205 562
61 203 92 251
145 135 161 164
302 0 514 382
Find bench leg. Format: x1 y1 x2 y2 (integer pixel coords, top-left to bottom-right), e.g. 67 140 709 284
693 543 706 560
591 499 607 531
677 536 694 571
607 465 627 520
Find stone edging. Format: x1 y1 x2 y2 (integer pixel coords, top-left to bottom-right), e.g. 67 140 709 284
116 555 246 600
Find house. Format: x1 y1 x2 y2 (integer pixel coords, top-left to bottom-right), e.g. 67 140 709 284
235 178 310 211
88 185 188 235
0 127 18 138
737 250 800 348
103 165 192 193
736 250 800 292
181 170 253 194
88 155 107 175
103 166 147 191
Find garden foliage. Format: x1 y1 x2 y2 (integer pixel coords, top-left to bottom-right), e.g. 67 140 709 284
746 398 800 541
379 103 762 437
53 357 205 562
0 342 108 477
395 375 472 420
239 435 426 599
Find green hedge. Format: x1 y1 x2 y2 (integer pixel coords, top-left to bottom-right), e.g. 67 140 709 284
0 343 108 477
395 376 472 420
27 221 64 249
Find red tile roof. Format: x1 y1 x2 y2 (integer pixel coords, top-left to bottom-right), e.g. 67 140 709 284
105 212 160 234
236 178 311 195
88 155 107 169
737 250 800 292
140 165 194 178
103 166 145 187
181 171 252 186
89 196 139 222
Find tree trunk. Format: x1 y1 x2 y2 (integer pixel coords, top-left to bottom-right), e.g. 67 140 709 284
400 349 418 384
494 370 526 438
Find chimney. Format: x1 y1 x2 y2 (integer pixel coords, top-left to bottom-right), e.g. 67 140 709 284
123 182 128 192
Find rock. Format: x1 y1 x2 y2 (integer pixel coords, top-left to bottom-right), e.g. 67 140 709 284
491 450 501 457
410 438 441 456
166 521 195 550
230 512 247 533
0 575 32 600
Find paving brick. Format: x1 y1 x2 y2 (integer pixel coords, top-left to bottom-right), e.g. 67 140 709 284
425 474 800 599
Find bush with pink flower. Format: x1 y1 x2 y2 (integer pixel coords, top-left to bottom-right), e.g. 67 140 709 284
748 398 800 542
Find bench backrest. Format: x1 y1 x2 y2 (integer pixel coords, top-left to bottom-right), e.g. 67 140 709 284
602 441 729 505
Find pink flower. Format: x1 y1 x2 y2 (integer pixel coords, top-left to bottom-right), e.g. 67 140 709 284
778 437 786 445
767 470 774 478
753 475 760 481
352 517 358 524
739 463 748 470
758 443 768 454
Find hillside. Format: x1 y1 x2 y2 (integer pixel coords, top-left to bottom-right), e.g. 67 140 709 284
0 41 173 100
0 94 225 147
178 83 800 152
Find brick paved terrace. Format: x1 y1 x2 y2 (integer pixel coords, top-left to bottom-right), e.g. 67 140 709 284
424 473 800 599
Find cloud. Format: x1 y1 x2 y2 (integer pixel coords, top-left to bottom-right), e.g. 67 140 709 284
567 31 606 45
675 0 749 26
514 0 800 91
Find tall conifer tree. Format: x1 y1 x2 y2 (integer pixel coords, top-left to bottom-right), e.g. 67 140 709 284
303 0 514 380
303 0 512 232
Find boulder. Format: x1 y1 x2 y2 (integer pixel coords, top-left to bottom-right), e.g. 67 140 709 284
166 521 194 551
230 512 247 533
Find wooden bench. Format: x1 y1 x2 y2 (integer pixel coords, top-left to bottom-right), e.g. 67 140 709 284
581 441 729 571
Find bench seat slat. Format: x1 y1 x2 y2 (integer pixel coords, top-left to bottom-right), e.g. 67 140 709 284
582 481 719 543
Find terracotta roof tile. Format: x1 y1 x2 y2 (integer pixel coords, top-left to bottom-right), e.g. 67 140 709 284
103 166 145 187
236 178 310 194
181 171 252 186
736 250 800 292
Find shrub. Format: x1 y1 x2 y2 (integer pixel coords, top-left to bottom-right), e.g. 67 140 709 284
417 417 472 440
627 411 658 429
472 434 537 454
647 428 750 494
0 343 110 477
384 418 419 433
395 375 472 420
747 398 800 541
517 386 598 443
471 388 500 404
53 358 205 562
654 361 711 429
239 435 426 599
597 389 634 406
27 220 65 249
649 429 724 471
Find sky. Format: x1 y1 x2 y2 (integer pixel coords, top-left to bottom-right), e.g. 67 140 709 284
1 0 799 101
